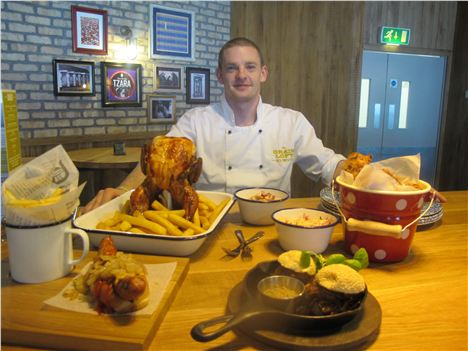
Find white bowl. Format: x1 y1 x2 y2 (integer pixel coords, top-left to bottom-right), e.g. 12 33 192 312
234 187 289 225
272 208 338 253
73 190 235 256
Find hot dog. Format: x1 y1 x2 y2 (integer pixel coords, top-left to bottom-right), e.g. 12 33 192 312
73 236 149 314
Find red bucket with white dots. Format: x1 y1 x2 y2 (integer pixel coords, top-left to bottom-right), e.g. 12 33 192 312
334 176 434 263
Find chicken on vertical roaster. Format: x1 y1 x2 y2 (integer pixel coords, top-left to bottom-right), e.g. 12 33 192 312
130 136 203 220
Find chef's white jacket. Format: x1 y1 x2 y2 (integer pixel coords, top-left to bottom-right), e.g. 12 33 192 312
167 95 345 194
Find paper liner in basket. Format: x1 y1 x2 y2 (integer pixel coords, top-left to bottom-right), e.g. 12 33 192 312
341 154 424 191
2 145 85 226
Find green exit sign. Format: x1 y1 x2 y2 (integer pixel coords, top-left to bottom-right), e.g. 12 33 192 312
380 26 411 45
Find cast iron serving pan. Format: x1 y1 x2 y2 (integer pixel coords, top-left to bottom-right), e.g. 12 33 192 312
191 261 380 343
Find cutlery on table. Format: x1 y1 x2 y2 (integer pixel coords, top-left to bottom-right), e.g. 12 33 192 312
222 230 264 258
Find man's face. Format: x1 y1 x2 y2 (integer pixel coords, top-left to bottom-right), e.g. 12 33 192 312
216 46 268 104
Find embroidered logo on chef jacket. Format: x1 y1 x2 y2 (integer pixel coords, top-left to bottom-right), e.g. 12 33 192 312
273 147 294 162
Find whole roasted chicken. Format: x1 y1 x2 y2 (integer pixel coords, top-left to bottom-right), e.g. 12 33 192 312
130 136 203 220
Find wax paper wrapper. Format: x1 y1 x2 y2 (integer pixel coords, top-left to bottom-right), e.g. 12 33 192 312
2 144 85 226
44 262 176 315
340 154 423 191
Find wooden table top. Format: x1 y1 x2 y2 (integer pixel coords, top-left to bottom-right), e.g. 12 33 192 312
2 190 467 351
67 147 141 169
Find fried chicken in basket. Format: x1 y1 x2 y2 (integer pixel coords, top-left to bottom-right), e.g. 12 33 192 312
342 152 372 178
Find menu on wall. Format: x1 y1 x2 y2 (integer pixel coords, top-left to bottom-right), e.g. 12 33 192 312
1 90 22 179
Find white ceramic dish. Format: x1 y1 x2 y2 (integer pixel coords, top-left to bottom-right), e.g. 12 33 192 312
73 190 235 256
234 187 289 225
272 208 338 253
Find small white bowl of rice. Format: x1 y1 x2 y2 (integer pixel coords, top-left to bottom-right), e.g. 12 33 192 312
272 208 338 253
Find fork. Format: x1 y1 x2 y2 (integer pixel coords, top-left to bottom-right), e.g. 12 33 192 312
234 230 252 260
222 230 264 257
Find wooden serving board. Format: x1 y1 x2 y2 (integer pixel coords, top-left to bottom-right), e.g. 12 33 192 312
1 252 190 351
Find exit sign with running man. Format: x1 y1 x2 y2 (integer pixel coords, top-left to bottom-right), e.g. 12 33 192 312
380 26 411 46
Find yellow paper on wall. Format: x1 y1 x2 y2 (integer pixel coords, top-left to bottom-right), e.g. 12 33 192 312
1 90 22 173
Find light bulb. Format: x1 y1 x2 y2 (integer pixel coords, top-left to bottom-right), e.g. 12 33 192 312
126 39 137 60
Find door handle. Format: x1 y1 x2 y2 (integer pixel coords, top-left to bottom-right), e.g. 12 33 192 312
388 104 395 129
373 103 381 129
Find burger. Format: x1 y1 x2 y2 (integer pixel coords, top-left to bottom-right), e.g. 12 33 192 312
72 236 149 314
296 264 366 316
275 250 317 283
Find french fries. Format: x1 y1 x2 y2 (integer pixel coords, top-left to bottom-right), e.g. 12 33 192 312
143 211 184 236
4 187 64 207
151 199 169 211
167 214 205 234
95 193 231 237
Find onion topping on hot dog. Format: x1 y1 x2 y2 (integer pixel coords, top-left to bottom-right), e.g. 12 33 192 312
69 236 149 314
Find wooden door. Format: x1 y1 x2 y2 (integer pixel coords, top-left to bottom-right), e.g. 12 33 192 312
231 2 364 197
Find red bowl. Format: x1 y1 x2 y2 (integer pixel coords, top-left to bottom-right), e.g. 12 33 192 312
336 176 432 262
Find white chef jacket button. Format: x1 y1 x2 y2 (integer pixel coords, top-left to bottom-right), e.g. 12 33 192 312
227 130 232 134
258 129 262 133
228 166 232 170
259 165 263 169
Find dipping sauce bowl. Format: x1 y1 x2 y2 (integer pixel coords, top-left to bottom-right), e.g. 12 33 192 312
257 275 305 312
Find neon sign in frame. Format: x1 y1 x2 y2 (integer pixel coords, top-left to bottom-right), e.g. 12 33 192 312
149 5 195 61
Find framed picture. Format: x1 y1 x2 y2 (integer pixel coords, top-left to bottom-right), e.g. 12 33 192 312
148 95 176 124
154 65 183 92
186 67 210 104
149 5 195 61
101 62 142 107
52 59 95 96
71 5 108 55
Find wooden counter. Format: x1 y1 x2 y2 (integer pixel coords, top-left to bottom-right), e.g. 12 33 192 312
2 191 467 350
67 147 141 204
67 147 141 170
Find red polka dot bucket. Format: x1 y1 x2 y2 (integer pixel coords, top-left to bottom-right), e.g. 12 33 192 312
333 176 435 263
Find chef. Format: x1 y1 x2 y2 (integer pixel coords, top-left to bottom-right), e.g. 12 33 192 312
83 37 345 213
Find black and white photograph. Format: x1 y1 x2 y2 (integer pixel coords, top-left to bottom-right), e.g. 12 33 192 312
154 65 183 91
52 59 95 96
148 95 176 124
186 67 210 104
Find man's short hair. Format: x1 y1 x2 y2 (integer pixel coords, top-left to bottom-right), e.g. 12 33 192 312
217 37 265 69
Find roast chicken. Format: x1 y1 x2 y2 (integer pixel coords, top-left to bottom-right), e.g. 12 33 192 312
130 136 203 220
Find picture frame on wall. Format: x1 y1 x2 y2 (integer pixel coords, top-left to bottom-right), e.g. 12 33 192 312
71 5 108 55
186 67 210 104
148 95 176 124
154 65 183 92
52 59 95 96
149 5 195 61
101 62 142 107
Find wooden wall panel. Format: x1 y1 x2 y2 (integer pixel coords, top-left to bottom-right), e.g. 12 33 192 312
439 2 468 190
232 2 364 197
364 2 457 50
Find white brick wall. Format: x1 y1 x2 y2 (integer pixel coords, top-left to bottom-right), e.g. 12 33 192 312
1 1 231 139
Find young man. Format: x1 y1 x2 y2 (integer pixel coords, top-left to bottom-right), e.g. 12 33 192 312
83 37 345 213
